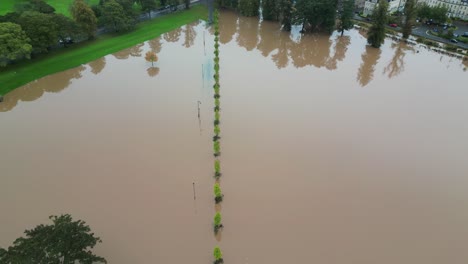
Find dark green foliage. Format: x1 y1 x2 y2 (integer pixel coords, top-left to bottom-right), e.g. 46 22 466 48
402 0 416 39
140 0 157 18
71 0 98 39
293 0 337 33
17 11 58 53
101 0 135 32
262 0 279 21
185 0 190 9
279 0 293 31
14 0 56 14
0 214 106 264
367 0 388 48
337 0 354 36
0 22 32 66
238 0 259 17
52 14 81 45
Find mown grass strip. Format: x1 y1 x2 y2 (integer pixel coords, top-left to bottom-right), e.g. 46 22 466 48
0 5 207 96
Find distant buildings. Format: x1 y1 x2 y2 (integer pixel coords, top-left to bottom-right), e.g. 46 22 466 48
417 0 468 20
359 0 468 20
362 0 405 16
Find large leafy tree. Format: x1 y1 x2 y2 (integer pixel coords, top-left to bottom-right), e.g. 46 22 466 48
337 0 354 36
367 0 388 48
17 11 58 53
0 214 106 264
402 0 416 39
71 0 98 39
293 0 337 33
100 0 134 32
52 14 81 46
0 22 32 66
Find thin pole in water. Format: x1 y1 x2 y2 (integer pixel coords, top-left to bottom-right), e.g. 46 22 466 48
193 182 196 200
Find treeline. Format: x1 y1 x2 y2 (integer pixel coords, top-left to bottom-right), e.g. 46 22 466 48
216 0 355 34
0 0 186 67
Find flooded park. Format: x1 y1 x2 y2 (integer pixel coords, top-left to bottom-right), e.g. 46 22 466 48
1 11 468 264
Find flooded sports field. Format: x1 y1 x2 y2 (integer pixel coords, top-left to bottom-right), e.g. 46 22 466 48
1 11 467 264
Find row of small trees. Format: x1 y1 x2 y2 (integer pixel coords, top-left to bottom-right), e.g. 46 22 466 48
212 10 225 264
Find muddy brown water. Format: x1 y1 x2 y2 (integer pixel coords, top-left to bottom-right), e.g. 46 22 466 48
1 12 468 264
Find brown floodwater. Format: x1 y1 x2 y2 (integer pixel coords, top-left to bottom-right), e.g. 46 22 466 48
1 12 468 264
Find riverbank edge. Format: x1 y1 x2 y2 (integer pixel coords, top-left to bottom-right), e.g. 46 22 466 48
0 5 207 97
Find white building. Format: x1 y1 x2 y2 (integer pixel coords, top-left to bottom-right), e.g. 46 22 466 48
363 0 406 16
417 0 468 20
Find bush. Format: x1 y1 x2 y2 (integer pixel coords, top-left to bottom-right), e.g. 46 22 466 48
214 212 222 233
213 247 223 264
214 182 223 201
214 141 220 156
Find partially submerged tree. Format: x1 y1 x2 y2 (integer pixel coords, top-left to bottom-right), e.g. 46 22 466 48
214 182 223 203
214 141 221 156
0 214 106 264
262 0 279 21
279 0 293 31
213 246 224 264
402 0 416 39
337 0 354 36
145 51 158 66
238 0 260 17
214 212 223 233
214 159 221 178
367 0 388 48
293 0 338 33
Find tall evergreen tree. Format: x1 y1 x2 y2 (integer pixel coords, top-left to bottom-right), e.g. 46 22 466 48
337 0 354 36
367 0 388 48
402 0 416 39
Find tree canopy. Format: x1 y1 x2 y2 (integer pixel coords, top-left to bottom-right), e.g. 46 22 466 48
0 22 32 66
337 0 354 36
71 0 98 39
293 0 338 33
0 214 107 264
17 11 58 53
100 0 134 32
367 0 388 48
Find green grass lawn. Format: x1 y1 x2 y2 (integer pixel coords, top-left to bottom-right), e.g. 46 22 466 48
0 5 208 96
0 0 100 16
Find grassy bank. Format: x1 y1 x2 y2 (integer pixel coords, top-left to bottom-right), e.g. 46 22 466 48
0 0 100 16
0 5 207 96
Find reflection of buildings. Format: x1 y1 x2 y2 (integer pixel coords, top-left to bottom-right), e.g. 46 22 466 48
418 0 468 19
363 0 405 16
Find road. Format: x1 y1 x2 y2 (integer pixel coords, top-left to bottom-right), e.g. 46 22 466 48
353 15 468 49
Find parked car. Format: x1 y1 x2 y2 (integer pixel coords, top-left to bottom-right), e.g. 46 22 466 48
453 33 459 38
463 32 468 37
450 39 458 43
389 23 398 28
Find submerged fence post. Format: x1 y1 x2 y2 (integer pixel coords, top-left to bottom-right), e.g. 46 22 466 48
193 182 196 200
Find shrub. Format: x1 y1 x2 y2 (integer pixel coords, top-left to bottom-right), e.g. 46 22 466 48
214 183 223 203
214 141 220 156
213 247 223 264
214 212 222 233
